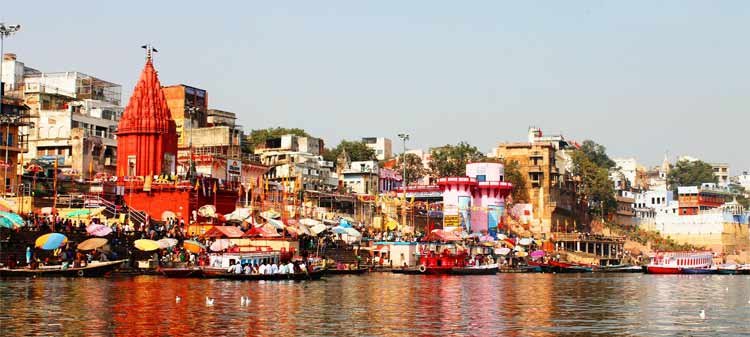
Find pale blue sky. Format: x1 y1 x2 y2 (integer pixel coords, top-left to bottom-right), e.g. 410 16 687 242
3 1 749 172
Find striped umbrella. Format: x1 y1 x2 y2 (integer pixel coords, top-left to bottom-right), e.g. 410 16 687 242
86 224 113 237
183 240 206 254
35 233 68 250
0 211 24 229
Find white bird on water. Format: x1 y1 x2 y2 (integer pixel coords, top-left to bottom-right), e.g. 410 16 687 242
175 296 181 303
699 310 706 320
205 297 215 306
240 296 251 306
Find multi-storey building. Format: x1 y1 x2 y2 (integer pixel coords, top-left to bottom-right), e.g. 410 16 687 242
256 134 336 192
341 160 380 195
162 84 207 148
677 183 730 216
3 54 123 181
711 163 730 187
361 137 392 161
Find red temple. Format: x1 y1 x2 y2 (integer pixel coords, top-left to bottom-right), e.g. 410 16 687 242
116 52 178 177
113 51 241 224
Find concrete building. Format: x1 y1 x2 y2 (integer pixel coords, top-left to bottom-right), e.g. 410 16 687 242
162 84 208 148
711 163 730 187
490 128 578 234
6 54 123 181
0 82 31 195
362 137 392 161
256 134 336 192
611 158 637 190
677 183 730 216
341 160 380 195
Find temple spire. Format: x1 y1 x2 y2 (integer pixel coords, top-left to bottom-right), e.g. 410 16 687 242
141 44 158 61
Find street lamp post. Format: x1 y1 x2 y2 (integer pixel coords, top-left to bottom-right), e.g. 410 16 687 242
0 23 21 195
397 133 409 227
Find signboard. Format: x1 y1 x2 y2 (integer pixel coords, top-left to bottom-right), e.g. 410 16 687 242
227 159 241 176
444 215 460 227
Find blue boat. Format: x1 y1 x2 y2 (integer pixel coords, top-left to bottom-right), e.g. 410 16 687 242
682 268 717 275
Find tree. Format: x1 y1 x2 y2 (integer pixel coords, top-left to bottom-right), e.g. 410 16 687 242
244 127 309 153
395 153 428 186
323 140 376 162
428 142 486 177
667 160 717 191
571 150 616 215
579 140 616 169
503 160 529 203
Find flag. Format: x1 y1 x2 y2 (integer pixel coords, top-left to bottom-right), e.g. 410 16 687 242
195 179 200 191
88 162 93 178
213 181 217 194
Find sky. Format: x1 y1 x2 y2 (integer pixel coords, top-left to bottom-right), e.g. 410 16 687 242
3 1 749 173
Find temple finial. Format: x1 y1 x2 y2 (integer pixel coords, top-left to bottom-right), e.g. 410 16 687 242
141 44 158 61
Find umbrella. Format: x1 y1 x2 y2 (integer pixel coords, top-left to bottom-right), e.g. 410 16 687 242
0 212 23 229
332 226 348 235
479 235 495 242
86 224 113 237
35 233 68 250
260 210 280 219
157 238 178 249
266 218 285 230
198 205 216 218
530 250 546 258
66 209 91 218
299 218 321 227
343 227 361 238
77 238 108 251
134 239 161 252
338 218 352 228
496 247 512 256
183 240 206 253
310 223 327 235
516 251 528 258
225 208 252 222
161 210 176 221
0 199 14 212
518 238 532 246
259 224 281 237
210 239 233 252
39 207 58 215
297 224 311 236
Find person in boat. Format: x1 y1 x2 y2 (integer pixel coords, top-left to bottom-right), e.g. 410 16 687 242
271 262 280 274
243 263 252 275
286 261 295 274
251 263 260 275
258 263 267 275
234 261 243 274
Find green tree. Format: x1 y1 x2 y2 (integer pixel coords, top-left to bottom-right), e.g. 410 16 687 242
503 160 529 203
579 140 616 169
428 142 486 177
323 140 376 162
244 127 309 153
571 150 616 215
666 160 717 191
395 153 428 186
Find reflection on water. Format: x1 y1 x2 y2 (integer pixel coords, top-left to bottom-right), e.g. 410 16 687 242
1 274 749 336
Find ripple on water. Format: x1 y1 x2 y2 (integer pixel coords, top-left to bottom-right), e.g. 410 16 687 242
1 273 749 336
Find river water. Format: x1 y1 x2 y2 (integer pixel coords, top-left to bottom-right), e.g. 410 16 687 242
1 273 749 336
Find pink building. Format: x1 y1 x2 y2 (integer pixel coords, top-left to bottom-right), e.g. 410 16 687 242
438 163 512 235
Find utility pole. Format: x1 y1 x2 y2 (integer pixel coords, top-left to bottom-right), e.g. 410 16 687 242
397 133 409 228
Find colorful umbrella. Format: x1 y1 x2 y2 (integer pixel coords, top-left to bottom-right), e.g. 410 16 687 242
0 211 24 227
77 238 108 251
518 238 532 246
0 199 14 212
209 239 233 252
343 227 361 238
516 251 528 258
35 233 68 250
183 240 206 254
496 247 512 256
134 239 161 252
157 238 178 249
86 224 113 237
530 250 546 258
266 218 285 230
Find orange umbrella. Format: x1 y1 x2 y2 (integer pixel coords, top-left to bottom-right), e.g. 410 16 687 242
183 240 206 253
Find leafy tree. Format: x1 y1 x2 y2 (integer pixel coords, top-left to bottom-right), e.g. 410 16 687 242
428 142 486 177
245 127 309 153
579 140 616 169
571 150 616 215
395 153 428 186
503 160 529 203
666 160 717 191
727 184 750 209
323 140 376 162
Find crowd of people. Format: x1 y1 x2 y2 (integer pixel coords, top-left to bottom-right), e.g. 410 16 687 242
224 260 309 275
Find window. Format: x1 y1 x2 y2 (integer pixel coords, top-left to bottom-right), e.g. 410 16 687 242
6 134 12 147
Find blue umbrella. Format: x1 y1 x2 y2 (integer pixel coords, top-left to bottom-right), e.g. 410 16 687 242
35 233 68 250
332 226 348 235
338 218 352 228
0 211 23 228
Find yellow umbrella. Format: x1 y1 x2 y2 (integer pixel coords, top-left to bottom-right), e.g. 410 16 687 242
134 239 161 252
183 240 206 254
77 238 108 251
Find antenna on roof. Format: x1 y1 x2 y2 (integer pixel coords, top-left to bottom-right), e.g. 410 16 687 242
141 44 158 61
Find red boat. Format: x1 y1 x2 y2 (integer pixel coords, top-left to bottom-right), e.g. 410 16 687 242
645 251 713 274
416 249 469 274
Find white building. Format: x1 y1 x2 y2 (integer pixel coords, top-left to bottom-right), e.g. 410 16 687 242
256 134 336 192
362 137 392 161
342 160 379 195
711 163 730 187
611 158 637 190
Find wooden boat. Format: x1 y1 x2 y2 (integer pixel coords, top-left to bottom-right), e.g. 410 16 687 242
499 265 541 273
325 267 369 275
448 264 498 275
201 267 324 281
645 251 713 275
391 268 423 275
159 266 204 278
0 259 127 278
597 265 644 273
548 261 594 273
